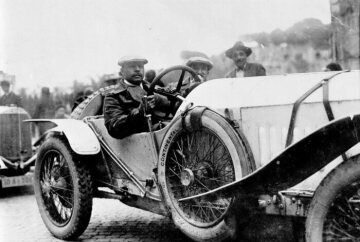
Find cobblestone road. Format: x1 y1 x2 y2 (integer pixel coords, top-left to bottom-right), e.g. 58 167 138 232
0 186 191 242
0 185 301 242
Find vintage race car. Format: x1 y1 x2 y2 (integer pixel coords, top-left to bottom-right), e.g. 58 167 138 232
32 66 360 242
0 106 35 189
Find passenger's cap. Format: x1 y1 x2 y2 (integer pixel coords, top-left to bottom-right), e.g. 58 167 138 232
186 56 213 70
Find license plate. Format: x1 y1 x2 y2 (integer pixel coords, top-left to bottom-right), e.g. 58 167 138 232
1 174 33 188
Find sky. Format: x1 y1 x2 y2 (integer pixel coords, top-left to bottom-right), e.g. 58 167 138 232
0 0 332 91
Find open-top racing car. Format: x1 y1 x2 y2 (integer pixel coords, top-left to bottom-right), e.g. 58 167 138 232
31 66 360 242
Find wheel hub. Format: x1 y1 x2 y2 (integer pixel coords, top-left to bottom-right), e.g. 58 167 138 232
42 181 51 197
52 177 67 190
181 168 194 186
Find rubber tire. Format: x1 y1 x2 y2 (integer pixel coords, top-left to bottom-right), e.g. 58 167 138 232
305 155 360 242
71 85 117 120
34 137 93 240
158 110 255 242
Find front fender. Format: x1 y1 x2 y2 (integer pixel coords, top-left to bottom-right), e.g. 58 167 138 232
179 114 360 201
28 119 100 155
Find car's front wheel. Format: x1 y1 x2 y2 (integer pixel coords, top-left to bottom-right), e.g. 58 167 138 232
34 137 93 240
158 109 254 242
306 155 360 241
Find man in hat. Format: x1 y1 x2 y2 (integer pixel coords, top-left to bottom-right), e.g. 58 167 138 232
0 80 22 107
186 56 213 82
104 55 169 139
180 56 214 97
33 86 55 135
225 41 266 78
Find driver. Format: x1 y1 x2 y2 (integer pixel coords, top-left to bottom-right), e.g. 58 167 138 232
104 55 169 139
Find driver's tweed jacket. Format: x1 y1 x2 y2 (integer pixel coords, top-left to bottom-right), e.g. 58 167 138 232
103 79 167 139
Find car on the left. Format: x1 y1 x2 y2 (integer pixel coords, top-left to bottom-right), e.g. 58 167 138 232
0 106 36 190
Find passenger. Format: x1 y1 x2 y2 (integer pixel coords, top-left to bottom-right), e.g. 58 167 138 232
185 56 213 83
103 55 169 139
0 80 22 107
324 62 342 71
225 41 266 77
145 69 157 84
181 56 214 96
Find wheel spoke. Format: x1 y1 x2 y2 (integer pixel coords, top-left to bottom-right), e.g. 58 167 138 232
50 189 73 207
169 168 182 181
50 185 73 192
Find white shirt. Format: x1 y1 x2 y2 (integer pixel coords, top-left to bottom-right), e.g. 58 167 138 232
235 69 245 78
124 80 144 89
235 63 247 78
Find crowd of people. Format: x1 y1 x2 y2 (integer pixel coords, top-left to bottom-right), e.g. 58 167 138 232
0 40 343 139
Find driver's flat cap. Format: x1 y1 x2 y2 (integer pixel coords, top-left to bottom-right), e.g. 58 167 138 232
186 56 213 70
118 55 148 66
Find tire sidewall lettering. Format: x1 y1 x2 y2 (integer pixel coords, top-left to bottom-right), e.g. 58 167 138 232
160 129 178 167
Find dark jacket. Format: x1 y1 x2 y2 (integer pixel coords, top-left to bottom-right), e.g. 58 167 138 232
33 98 55 119
104 79 168 139
225 62 266 78
0 92 22 107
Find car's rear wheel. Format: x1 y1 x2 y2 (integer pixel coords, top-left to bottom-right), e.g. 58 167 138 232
306 155 360 241
158 110 254 242
34 137 93 240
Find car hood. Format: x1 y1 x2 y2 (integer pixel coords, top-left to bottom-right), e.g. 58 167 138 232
177 70 360 113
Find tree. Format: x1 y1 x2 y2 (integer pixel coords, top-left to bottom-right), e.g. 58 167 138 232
269 29 286 45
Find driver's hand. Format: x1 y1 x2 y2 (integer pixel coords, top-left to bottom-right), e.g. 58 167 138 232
146 95 156 110
140 95 156 112
164 86 176 93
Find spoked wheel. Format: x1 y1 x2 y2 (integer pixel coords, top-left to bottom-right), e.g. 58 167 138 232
166 128 235 227
34 137 93 240
306 155 360 242
323 183 360 241
158 110 254 242
40 149 74 225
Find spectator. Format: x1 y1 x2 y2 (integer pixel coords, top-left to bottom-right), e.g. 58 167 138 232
33 87 55 135
84 87 94 96
225 41 266 78
54 105 70 119
0 80 22 107
104 73 121 87
324 62 343 71
292 53 309 73
72 87 94 111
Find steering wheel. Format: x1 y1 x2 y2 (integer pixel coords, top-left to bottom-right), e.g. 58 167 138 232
148 65 201 118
